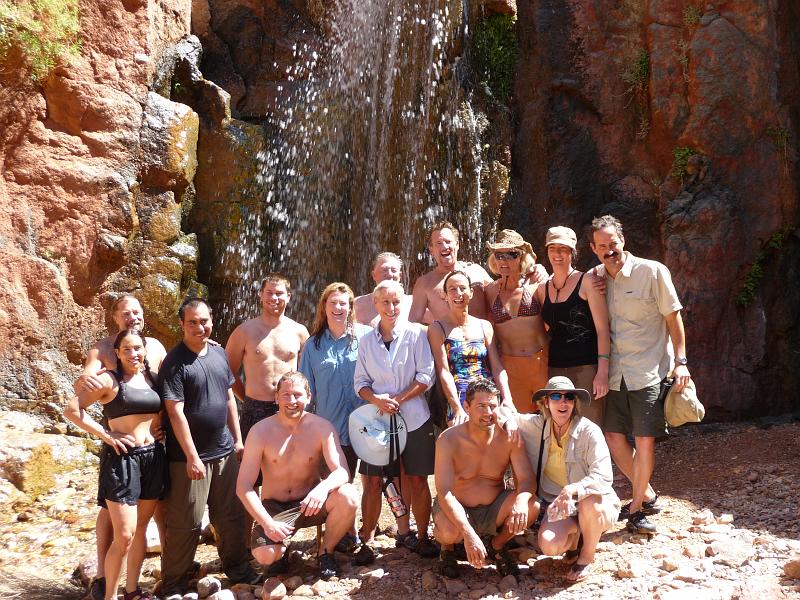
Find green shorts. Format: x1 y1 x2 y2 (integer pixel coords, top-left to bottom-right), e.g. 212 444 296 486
433 488 512 536
604 378 667 438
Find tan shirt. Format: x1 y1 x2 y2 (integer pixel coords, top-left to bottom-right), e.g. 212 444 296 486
598 252 682 391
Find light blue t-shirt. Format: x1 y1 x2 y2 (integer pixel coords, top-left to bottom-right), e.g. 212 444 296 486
299 324 371 446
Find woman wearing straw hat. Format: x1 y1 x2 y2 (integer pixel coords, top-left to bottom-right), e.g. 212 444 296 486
513 376 620 583
535 226 610 426
483 229 549 413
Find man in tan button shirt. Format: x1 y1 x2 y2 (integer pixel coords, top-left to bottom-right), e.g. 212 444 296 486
590 215 691 535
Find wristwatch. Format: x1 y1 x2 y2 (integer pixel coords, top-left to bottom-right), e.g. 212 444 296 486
675 357 688 367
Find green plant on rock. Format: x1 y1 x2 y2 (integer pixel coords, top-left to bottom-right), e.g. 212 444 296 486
472 14 518 103
683 5 702 27
735 229 790 307
675 39 690 83
671 145 696 179
0 0 80 81
622 48 650 94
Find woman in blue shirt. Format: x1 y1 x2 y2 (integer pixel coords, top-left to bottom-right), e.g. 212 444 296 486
299 283 371 550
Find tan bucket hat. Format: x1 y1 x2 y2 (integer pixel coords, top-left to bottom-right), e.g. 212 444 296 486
544 226 578 250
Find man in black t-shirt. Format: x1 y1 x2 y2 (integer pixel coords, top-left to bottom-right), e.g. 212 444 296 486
159 298 261 597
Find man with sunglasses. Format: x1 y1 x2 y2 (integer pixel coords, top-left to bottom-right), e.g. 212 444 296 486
590 215 691 535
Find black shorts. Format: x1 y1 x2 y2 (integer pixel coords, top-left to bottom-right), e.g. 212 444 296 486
97 442 166 506
251 498 328 547
241 398 279 487
359 418 436 477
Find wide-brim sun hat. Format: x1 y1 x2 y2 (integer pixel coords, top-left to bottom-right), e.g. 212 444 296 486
545 226 577 250
486 229 536 261
533 376 591 408
348 403 408 466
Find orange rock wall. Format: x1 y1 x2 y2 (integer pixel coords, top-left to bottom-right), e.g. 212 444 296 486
507 0 800 417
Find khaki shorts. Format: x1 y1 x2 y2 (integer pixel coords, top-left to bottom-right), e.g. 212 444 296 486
433 488 512 536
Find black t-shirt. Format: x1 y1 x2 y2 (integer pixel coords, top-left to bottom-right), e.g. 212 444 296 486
159 342 235 462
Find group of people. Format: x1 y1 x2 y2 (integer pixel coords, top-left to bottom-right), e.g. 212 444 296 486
64 214 691 598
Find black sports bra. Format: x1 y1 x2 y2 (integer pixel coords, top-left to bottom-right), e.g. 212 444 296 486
102 373 162 420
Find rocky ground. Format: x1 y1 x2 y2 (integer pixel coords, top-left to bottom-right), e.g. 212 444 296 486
1 412 799 600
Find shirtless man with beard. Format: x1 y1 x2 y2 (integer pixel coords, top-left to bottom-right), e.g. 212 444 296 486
225 274 310 441
236 371 358 583
432 377 539 578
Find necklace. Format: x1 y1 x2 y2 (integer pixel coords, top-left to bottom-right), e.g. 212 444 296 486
551 268 575 301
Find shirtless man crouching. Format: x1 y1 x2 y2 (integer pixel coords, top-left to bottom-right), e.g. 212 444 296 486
432 377 539 578
236 371 358 583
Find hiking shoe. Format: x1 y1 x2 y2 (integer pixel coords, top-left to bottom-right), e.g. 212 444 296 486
317 552 340 580
335 532 360 553
487 543 520 577
416 536 440 558
266 552 291 576
88 577 105 600
395 530 418 551
618 493 661 521
123 588 154 600
626 510 657 534
438 550 459 578
351 543 376 566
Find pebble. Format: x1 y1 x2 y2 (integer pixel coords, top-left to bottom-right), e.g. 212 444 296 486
421 570 437 590
661 556 680 572
692 509 716 525
182 594 199 600
207 591 235 600
262 578 287 600
361 567 385 583
784 557 800 579
311 579 335 595
197 576 222 598
617 559 647 578
445 578 468 594
291 584 314 597
498 574 517 592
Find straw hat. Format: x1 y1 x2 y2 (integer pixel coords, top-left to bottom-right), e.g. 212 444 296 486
486 229 536 261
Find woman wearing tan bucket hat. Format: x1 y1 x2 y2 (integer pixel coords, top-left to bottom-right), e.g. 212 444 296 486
483 229 549 413
535 226 610 426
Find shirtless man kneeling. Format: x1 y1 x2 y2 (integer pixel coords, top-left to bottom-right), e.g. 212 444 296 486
432 377 539 578
236 371 358 582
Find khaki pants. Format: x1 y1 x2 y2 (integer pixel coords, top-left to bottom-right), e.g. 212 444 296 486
161 452 250 596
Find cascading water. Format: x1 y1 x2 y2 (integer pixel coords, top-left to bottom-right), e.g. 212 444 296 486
220 0 499 325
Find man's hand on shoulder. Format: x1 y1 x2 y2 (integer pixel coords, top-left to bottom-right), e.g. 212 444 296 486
589 266 606 294
75 368 109 394
524 263 549 284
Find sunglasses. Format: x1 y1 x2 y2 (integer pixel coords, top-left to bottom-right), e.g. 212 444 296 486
494 251 521 260
547 392 577 402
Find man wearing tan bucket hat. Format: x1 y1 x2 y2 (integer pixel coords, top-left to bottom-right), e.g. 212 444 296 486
483 229 550 413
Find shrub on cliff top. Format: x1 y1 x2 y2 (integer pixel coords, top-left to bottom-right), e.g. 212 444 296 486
472 14 518 103
0 0 80 81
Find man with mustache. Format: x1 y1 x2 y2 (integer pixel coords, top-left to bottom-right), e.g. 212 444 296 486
590 215 691 535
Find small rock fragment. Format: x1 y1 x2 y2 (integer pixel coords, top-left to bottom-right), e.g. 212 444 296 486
262 577 287 600
445 578 468 594
784 557 800 579
498 574 517 593
197 576 222 598
292 584 314 597
421 570 438 590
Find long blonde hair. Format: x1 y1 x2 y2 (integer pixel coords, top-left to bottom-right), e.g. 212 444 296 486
310 282 356 350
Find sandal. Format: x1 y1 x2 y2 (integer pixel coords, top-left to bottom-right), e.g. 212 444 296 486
487 542 520 578
565 562 593 583
395 530 419 551
123 588 154 600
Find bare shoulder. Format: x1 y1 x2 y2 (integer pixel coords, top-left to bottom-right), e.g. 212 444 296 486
413 269 439 291
437 423 464 448
463 262 492 284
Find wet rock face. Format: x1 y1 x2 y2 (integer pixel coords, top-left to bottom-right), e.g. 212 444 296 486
508 0 800 417
0 0 195 410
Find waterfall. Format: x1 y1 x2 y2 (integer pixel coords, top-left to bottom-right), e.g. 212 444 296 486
221 0 495 323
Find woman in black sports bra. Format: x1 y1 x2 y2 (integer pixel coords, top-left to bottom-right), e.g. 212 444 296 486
69 329 165 600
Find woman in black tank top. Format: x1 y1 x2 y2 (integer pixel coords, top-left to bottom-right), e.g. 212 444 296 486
536 227 611 427
66 329 165 600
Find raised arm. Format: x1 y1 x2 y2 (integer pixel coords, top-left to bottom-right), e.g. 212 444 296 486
73 345 108 394
428 322 465 424
583 275 610 399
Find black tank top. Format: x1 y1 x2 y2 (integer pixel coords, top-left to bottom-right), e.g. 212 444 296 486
541 274 598 368
103 373 162 420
